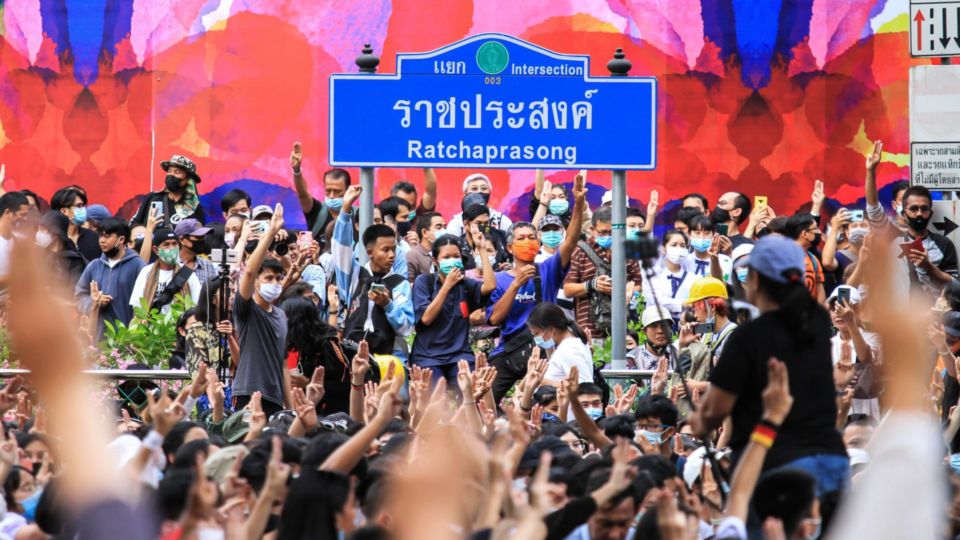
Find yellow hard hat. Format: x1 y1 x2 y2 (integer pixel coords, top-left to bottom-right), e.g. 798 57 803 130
684 277 728 304
373 355 407 384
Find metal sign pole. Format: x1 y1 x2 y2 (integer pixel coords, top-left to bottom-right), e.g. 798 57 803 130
608 49 631 370
356 44 380 264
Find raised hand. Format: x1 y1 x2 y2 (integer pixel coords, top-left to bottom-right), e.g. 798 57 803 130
0 376 23 414
351 341 371 385
306 366 325 406
187 363 209 399
473 366 496 402
647 189 659 220
456 359 476 400
376 374 404 421
762 358 793 424
834 343 855 390
811 179 825 209
866 140 883 172
539 180 554 205
265 436 291 501
651 357 669 395
343 185 363 209
564 365 580 400
572 172 587 205
442 266 464 289
290 142 304 173
292 387 317 431
269 203 284 233
147 388 187 437
830 208 852 229
247 392 267 440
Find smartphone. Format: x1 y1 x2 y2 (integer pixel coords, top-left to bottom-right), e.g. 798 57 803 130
836 287 851 305
754 196 767 209
298 231 313 248
693 322 715 335
716 223 729 236
849 210 864 223
251 221 268 234
150 201 164 218
900 236 924 257
370 283 388 293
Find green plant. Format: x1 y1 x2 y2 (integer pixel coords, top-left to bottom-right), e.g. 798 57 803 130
100 295 193 368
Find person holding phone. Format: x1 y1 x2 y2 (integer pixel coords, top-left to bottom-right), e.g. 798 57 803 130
678 276 737 368
827 285 880 420
715 191 754 249
332 185 414 359
129 154 206 228
896 186 958 296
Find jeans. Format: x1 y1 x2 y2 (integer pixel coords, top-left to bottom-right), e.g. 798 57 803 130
769 453 851 495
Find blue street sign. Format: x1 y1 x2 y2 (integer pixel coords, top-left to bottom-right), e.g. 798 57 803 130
329 34 657 170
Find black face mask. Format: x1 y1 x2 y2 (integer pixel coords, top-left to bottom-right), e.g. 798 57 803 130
710 207 731 224
907 214 931 232
188 237 210 255
165 174 185 193
104 241 122 258
809 233 822 248
397 221 412 237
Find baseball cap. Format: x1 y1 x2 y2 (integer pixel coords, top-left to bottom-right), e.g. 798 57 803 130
161 154 202 183
462 173 491 192
174 218 212 238
827 285 862 305
204 446 249 491
86 204 111 222
601 189 627 206
731 243 754 267
461 192 488 211
539 214 563 230
743 235 805 284
251 205 274 219
222 410 253 443
152 227 177 245
641 305 673 328
301 265 326 299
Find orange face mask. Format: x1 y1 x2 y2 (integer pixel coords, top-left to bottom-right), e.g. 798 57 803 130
512 239 540 262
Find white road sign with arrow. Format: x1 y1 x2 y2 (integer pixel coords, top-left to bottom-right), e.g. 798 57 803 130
912 1 960 57
933 200 960 256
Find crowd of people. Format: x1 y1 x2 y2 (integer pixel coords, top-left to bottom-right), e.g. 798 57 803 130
0 138 953 539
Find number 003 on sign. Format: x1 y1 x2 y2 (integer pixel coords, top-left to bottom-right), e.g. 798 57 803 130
912 142 960 189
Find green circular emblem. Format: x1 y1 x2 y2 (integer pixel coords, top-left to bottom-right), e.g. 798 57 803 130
476 41 509 75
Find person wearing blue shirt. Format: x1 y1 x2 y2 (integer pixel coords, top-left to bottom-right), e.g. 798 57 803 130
412 230 496 387
487 173 587 405
332 185 415 361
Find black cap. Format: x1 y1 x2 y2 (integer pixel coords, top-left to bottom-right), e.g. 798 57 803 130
153 227 177 244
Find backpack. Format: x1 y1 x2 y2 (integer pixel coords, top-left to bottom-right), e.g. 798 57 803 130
577 241 613 336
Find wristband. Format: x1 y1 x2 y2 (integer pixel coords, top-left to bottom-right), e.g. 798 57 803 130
750 424 777 449
758 418 780 431
182 396 198 414
143 430 163 451
351 382 365 390
520 403 533 412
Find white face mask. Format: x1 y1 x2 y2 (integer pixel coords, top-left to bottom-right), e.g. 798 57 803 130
35 230 54 248
224 232 237 249
258 282 282 303
665 245 688 264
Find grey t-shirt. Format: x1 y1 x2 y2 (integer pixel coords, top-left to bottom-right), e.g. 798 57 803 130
232 294 288 407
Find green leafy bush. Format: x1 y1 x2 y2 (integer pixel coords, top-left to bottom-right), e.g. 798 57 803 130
99 295 193 368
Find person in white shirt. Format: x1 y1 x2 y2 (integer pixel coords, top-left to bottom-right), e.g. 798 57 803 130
828 285 881 419
129 227 202 314
684 214 732 282
645 229 696 319
0 192 30 292
444 173 513 236
526 303 593 386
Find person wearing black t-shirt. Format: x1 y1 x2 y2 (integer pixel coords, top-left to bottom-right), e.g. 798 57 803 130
689 235 848 496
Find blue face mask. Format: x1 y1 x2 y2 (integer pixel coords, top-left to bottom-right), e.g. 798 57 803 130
408 211 417 221
736 267 749 283
533 334 556 350
326 197 344 211
542 412 560 423
950 454 960 475
548 199 569 215
20 488 42 521
584 407 603 420
638 429 662 446
541 230 564 248
438 258 464 275
595 235 613 249
433 228 448 241
71 206 87 225
690 237 712 253
626 229 641 241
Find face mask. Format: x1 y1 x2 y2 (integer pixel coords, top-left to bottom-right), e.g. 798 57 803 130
197 529 225 540
71 206 88 225
548 199 569 215
808 233 822 247
432 228 448 242
104 242 122 259
638 429 662 446
541 230 563 249
848 227 868 245
35 231 53 248
158 247 179 265
326 197 344 211
690 237 712 253
397 221 412 237
408 211 417 221
907 215 931 232
595 235 613 249
665 246 688 264
224 232 237 248
165 174 185 193
950 454 960 475
804 518 822 540
735 267 749 283
710 207 731 225
512 239 540 262
438 258 464 275
542 412 560 423
584 407 603 420
892 203 902 215
533 334 556 350
258 282 282 303
626 229 641 241
20 488 42 521
189 237 210 255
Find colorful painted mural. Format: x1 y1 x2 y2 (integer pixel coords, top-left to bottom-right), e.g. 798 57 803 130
0 0 929 227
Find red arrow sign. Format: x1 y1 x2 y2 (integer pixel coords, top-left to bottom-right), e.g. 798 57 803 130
915 9 926 51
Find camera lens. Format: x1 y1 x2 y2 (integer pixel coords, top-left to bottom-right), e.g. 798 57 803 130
273 242 289 257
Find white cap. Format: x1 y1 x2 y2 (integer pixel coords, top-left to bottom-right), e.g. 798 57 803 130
251 204 274 219
641 305 673 328
462 173 491 193
827 285 862 305
731 244 754 267
683 446 707 488
601 189 627 206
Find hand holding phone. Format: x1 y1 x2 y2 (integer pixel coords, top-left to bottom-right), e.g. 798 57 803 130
849 210 864 223
899 236 924 258
298 231 313 248
754 196 767 209
716 223 729 236
836 287 851 306
693 322 714 335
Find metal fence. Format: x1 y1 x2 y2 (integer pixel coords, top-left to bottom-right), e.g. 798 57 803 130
0 369 192 381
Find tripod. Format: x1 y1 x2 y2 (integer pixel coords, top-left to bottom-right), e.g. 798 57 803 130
214 264 232 384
